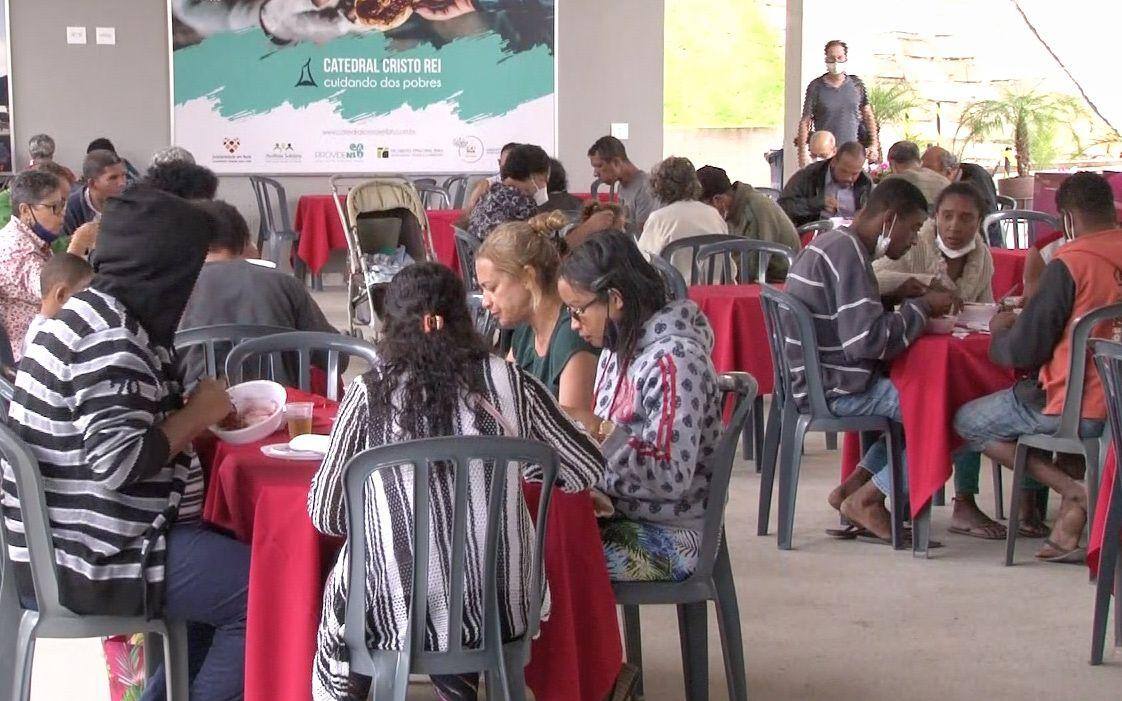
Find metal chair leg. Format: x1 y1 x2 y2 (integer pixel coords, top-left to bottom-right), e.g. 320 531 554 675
163 622 191 701
713 542 748 701
991 460 1005 520
1091 500 1120 664
622 605 645 699
676 603 708 701
1005 443 1029 566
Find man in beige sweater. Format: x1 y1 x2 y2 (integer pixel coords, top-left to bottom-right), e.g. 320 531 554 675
697 165 801 281
883 141 950 208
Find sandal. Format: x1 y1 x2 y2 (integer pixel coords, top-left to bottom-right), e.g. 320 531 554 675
825 524 873 539
1016 519 1049 539
948 522 1007 540
1035 538 1085 564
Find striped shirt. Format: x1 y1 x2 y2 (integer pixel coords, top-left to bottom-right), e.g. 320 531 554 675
784 227 929 406
307 357 603 701
1 288 202 617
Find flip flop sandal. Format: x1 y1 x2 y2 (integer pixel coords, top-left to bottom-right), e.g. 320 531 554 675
1035 538 1086 564
1017 521 1049 539
825 524 873 539
947 524 1007 541
856 531 942 548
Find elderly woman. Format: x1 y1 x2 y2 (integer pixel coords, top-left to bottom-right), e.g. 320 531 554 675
0 171 97 362
1 185 249 699
637 156 729 280
467 143 551 240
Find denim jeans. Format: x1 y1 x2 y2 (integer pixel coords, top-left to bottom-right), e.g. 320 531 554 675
140 523 249 701
954 388 1104 453
827 377 906 496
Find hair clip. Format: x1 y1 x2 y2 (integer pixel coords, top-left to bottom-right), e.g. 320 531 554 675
422 313 445 334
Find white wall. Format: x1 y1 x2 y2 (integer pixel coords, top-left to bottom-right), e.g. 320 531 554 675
9 0 666 268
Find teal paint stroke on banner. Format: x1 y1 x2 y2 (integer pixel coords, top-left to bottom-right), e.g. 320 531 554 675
173 29 554 123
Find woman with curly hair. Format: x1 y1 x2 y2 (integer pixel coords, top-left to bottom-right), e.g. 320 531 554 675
306 262 603 701
476 211 600 423
637 156 729 280
558 231 722 582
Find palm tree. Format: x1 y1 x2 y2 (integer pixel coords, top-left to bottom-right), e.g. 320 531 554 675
954 88 1082 176
867 81 923 128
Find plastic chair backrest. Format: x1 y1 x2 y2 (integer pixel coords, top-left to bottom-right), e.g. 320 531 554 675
659 234 740 285
683 372 756 583
174 324 291 380
1054 303 1122 439
756 187 781 202
981 210 1058 249
695 239 795 284
996 195 1017 211
412 178 437 188
759 283 833 418
416 185 452 210
0 423 67 618
797 219 835 241
453 227 482 292
341 436 559 681
648 253 689 301
443 176 469 208
248 176 295 236
225 331 378 401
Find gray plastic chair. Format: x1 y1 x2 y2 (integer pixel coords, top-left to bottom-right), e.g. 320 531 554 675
659 234 740 286
695 239 796 285
225 331 378 401
341 436 559 701
416 184 452 210
1004 303 1122 566
174 324 291 380
757 284 918 553
981 210 1059 249
454 227 482 292
0 423 189 701
1090 339 1122 664
649 253 689 302
443 176 469 209
796 220 835 244
248 175 314 283
615 371 756 701
996 195 1017 211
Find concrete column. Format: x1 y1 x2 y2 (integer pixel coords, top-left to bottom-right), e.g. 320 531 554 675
782 0 805 187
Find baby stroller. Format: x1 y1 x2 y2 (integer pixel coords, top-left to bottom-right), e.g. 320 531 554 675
329 176 435 340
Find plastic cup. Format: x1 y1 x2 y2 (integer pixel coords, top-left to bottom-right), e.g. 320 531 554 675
285 402 314 439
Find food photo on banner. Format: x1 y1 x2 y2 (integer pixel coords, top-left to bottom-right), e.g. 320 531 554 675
170 0 556 174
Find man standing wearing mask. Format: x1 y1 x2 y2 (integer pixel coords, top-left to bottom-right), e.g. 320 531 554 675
784 179 958 542
796 40 880 168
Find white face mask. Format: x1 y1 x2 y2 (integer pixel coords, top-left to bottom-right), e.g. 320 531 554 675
533 185 550 206
1062 211 1075 242
935 225 977 259
874 214 897 259
826 60 845 75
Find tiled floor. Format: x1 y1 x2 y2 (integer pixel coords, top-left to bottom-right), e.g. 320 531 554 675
26 279 1122 699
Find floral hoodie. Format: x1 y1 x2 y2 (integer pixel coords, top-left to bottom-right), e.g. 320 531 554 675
594 300 722 532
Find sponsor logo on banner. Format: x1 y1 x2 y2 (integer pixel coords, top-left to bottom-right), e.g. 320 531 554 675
295 58 317 88
314 142 366 162
213 137 251 164
453 136 484 164
376 147 391 159
265 141 302 164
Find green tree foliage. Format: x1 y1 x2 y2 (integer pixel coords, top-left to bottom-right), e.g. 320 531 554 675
954 87 1083 176
664 0 783 128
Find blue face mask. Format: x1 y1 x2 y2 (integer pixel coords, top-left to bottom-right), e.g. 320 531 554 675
28 211 58 244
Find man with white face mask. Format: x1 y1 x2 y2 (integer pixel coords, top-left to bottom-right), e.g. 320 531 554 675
467 143 551 240
785 179 958 543
796 40 880 167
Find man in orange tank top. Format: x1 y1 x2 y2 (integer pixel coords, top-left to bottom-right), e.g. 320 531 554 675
955 172 1122 563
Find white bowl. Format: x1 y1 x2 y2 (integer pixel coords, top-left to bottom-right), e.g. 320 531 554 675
958 303 999 327
926 315 958 335
209 380 287 445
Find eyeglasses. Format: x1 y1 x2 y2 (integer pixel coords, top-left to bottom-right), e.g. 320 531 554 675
33 200 65 216
567 298 602 321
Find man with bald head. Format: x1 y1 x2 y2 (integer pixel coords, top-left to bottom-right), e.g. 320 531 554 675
809 131 837 162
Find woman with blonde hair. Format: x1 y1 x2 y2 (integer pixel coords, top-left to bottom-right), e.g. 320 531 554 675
476 211 600 424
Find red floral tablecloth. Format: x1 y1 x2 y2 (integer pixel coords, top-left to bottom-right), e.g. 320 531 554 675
198 389 621 701
841 333 1017 517
292 194 459 274
688 284 776 395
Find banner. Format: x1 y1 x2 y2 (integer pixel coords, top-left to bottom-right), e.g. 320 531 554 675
170 0 556 174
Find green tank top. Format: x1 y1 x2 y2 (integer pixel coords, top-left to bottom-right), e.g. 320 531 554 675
509 308 598 398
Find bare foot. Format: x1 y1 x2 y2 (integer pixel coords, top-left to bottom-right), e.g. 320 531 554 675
839 483 893 541
950 496 1006 539
829 469 872 512
1036 491 1087 556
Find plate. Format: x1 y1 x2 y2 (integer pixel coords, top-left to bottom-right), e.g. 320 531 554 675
289 433 331 454
261 443 325 461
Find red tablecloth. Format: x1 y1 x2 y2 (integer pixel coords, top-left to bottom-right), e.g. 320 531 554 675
841 333 1017 517
688 284 776 395
990 247 1027 299
199 389 621 701
1089 448 1118 578
292 194 459 274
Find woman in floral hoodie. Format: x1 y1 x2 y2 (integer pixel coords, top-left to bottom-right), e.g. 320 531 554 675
558 230 722 581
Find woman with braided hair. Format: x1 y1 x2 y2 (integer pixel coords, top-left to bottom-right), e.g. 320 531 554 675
307 262 603 700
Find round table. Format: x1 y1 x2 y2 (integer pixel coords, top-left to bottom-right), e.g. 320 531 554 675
989 247 1028 299
292 194 460 274
841 332 1017 518
199 389 622 701
688 284 776 395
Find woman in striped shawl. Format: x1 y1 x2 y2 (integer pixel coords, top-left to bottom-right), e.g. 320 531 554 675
307 263 604 701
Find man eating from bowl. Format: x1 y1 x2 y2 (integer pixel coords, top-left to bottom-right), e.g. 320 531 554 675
784 179 958 542
0 184 251 698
